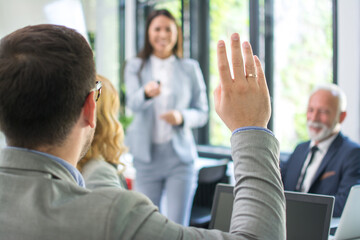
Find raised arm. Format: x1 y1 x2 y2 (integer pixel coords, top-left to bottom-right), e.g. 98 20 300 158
214 33 286 239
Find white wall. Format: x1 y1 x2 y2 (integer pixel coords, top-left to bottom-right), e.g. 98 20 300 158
337 0 360 143
0 0 88 40
82 0 121 89
125 0 137 60
94 0 120 89
0 0 88 148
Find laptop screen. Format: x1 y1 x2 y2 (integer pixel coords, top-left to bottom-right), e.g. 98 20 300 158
209 184 234 232
285 191 334 240
332 185 360 239
209 184 334 240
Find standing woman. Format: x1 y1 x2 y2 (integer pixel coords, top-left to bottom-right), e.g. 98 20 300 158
124 9 208 226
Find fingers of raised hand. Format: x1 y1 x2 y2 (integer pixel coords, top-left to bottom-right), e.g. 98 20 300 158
217 40 232 90
242 42 257 82
213 84 222 114
231 33 245 81
254 56 266 89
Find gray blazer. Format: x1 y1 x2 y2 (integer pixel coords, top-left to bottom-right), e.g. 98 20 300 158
0 130 285 239
0 130 285 240
124 57 209 163
81 158 127 189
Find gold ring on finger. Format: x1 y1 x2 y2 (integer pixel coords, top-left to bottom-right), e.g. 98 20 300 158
247 73 257 78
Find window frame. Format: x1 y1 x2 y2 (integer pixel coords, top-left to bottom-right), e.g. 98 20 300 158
120 0 338 158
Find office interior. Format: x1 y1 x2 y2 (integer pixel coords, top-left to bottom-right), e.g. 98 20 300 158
0 0 359 231
1 0 359 151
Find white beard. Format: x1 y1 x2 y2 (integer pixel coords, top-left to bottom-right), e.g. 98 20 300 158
307 120 340 142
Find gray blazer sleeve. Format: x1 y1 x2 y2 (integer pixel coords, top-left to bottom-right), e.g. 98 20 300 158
110 130 285 240
124 58 154 112
229 130 286 239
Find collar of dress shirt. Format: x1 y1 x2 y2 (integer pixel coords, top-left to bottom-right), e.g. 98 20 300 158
5 146 85 187
310 132 339 154
150 54 176 67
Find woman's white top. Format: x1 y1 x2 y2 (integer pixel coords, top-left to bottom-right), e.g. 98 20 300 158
150 54 176 144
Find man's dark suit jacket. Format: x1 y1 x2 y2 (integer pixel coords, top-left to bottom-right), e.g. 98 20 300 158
281 132 360 217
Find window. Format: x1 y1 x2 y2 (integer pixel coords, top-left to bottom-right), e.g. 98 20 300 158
272 0 334 151
129 0 336 153
208 0 249 146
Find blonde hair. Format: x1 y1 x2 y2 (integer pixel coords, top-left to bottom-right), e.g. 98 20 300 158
77 75 127 172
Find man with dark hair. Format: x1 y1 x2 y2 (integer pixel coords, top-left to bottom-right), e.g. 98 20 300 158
0 24 95 149
0 25 285 239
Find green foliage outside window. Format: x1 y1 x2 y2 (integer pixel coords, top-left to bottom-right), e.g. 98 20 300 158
208 0 249 147
273 0 333 151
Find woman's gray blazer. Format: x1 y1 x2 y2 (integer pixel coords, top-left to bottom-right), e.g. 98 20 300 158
124 57 209 163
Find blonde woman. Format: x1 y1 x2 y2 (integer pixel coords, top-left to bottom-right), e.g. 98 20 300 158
78 75 128 189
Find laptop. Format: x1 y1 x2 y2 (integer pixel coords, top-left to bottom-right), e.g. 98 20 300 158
285 191 334 240
329 185 360 240
208 183 234 232
209 183 334 240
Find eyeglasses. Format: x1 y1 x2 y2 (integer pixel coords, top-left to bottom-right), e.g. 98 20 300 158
90 81 102 102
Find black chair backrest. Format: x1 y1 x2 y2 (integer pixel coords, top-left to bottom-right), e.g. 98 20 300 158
193 159 229 209
198 163 228 184
190 159 229 227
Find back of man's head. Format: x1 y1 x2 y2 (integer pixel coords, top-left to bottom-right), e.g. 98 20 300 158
0 24 95 149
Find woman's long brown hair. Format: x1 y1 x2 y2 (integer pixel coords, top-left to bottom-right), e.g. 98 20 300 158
137 9 183 79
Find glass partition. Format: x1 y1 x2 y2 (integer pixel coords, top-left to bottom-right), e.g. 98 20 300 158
272 0 334 151
208 0 249 146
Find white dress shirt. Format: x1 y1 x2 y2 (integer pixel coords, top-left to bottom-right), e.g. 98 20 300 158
301 133 338 192
150 54 176 144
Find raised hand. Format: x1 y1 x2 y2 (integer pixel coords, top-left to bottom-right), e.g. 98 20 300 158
214 33 271 131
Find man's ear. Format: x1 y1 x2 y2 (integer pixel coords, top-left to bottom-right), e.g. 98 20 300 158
83 91 96 128
339 111 347 124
